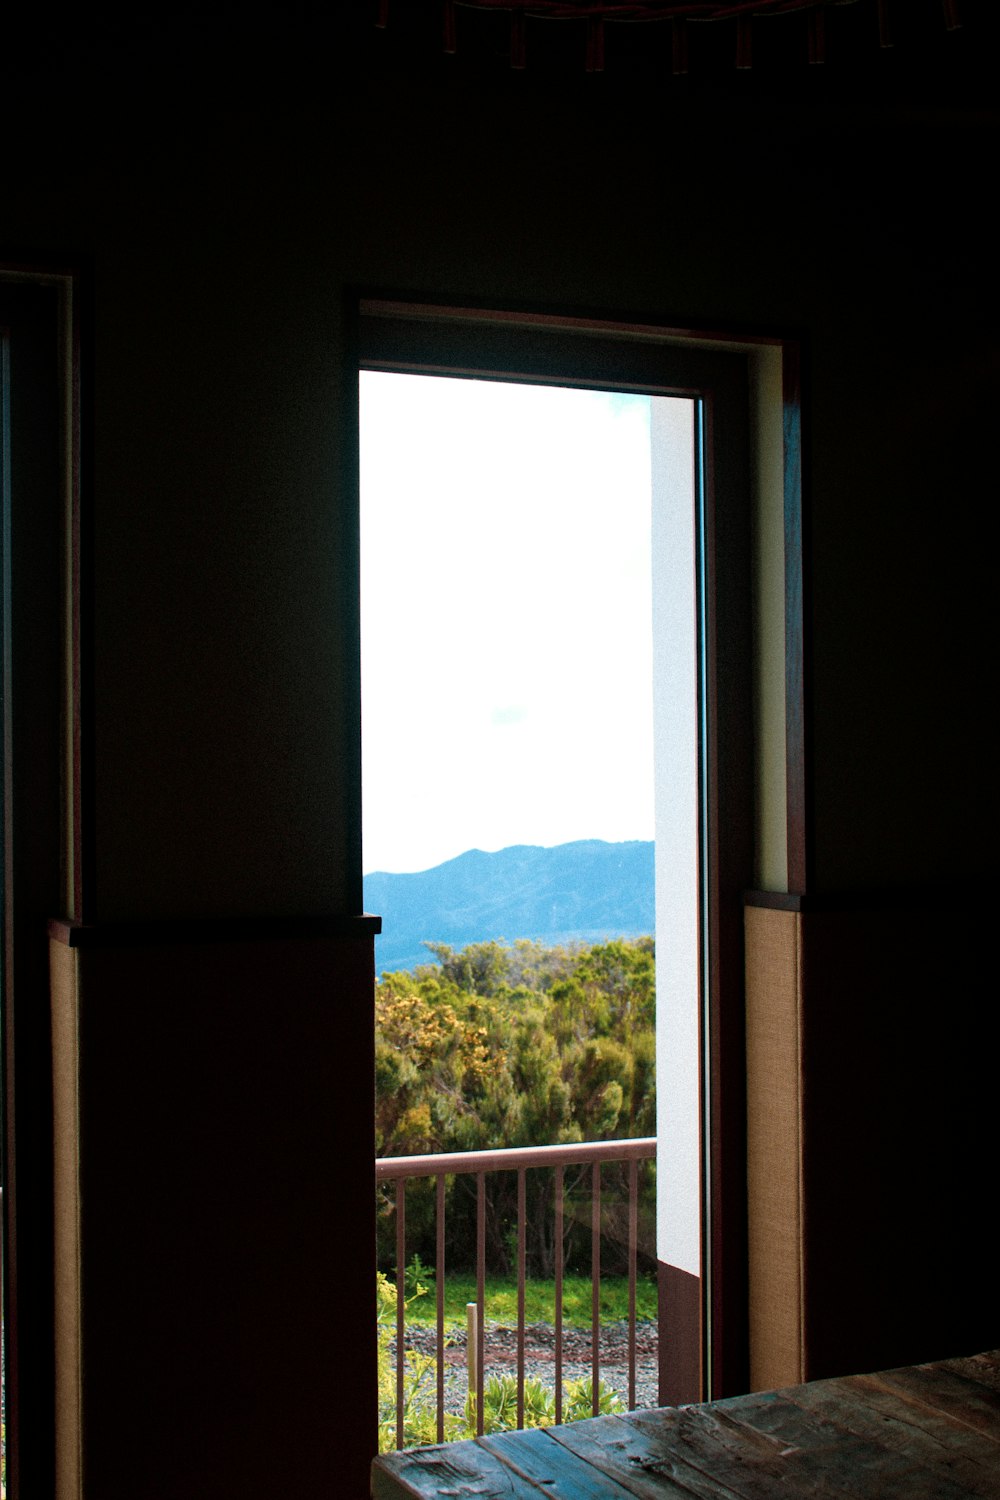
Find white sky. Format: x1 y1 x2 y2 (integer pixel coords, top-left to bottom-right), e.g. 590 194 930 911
360 372 656 876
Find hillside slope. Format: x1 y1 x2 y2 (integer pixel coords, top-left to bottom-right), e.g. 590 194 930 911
364 839 654 974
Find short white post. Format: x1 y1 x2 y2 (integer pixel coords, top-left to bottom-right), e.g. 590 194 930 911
467 1302 478 1397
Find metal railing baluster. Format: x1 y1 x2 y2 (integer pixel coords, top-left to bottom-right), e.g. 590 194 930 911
395 1177 406 1451
554 1163 564 1425
436 1171 445 1442
591 1160 601 1416
517 1165 526 1428
476 1170 486 1435
628 1156 638 1410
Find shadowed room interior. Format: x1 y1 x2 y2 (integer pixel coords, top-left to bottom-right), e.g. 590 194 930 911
2 2 998 1496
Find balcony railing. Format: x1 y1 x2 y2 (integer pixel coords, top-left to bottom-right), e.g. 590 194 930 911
376 1136 656 1451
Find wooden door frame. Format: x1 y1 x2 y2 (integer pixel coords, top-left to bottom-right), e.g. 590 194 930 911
1 263 84 1500
354 296 805 1401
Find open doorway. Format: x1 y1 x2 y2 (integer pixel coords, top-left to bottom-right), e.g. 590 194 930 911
357 301 753 1445
361 371 676 1445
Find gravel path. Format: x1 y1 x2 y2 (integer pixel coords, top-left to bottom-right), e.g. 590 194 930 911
391 1320 660 1414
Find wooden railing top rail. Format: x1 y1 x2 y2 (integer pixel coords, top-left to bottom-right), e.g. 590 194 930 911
375 1136 656 1182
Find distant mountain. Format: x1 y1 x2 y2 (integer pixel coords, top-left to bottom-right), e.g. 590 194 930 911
364 839 654 975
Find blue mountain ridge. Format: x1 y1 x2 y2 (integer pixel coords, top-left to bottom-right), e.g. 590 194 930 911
364 839 654 975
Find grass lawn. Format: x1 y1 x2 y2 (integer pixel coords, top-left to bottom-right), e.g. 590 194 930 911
399 1273 657 1329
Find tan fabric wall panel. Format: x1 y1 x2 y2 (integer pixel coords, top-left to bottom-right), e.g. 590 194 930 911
745 904 803 1390
50 937 82 1500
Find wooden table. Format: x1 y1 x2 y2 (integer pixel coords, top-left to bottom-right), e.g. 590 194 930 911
371 1351 1000 1498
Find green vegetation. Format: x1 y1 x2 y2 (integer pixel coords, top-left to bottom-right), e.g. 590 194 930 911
376 936 656 1278
397 1269 658 1329
376 1271 627 1453
377 1271 458 1450
375 937 658 1452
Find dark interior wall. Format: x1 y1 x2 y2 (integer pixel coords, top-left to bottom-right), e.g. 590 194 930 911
5 14 996 912
52 930 377 1499
89 202 361 918
799 895 1000 1380
803 175 997 892
2 5 997 1495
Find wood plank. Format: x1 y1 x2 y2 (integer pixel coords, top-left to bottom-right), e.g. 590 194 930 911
712 1386 986 1500
371 1440 551 1500
371 1354 1000 1500
626 1403 844 1499
546 1413 748 1500
784 1375 1000 1497
766 1375 996 1459
479 1427 642 1499
936 1351 1000 1397
861 1362 1000 1435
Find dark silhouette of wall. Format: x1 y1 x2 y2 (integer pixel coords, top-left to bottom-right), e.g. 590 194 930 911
3 4 997 1495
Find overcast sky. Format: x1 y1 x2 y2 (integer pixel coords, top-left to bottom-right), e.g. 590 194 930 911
360 371 657 876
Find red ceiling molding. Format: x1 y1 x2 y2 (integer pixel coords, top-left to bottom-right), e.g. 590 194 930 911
373 0 970 73
671 15 689 70
413 1 885 18
735 12 752 66
392 0 970 28
807 4 826 61
585 12 606 68
511 6 528 63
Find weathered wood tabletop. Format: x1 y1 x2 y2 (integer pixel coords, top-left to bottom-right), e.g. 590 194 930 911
371 1351 1000 1498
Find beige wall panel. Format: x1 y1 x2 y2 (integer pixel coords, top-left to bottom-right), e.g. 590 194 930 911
745 905 803 1390
749 345 787 894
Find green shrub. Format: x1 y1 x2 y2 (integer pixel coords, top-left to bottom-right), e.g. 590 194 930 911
564 1375 625 1422
403 1252 435 1300
464 1372 621 1434
467 1374 555 1434
376 1271 463 1452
